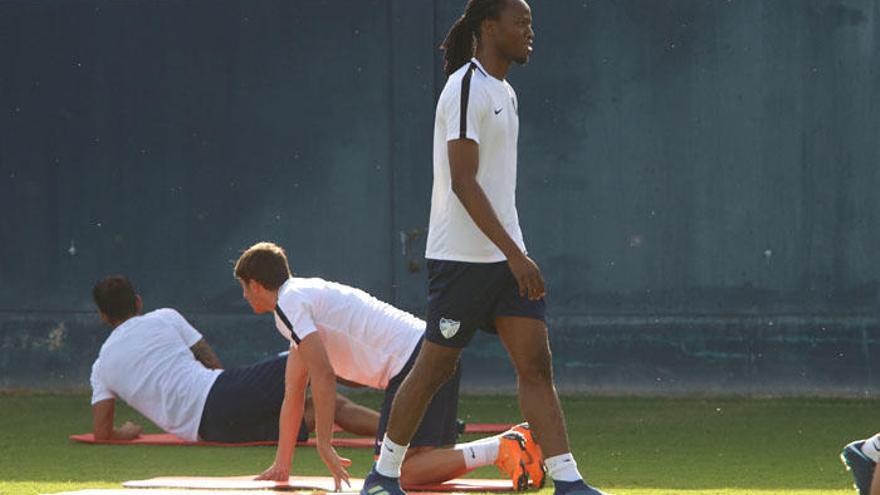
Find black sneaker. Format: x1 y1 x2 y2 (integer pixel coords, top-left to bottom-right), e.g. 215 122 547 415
360 465 406 495
553 479 610 495
842 440 876 495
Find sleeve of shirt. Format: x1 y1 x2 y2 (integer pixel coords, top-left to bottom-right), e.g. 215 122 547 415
274 294 318 348
90 358 115 405
164 308 204 347
444 75 490 144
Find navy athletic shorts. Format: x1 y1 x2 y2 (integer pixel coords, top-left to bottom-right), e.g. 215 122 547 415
425 259 546 348
374 339 461 454
198 353 309 443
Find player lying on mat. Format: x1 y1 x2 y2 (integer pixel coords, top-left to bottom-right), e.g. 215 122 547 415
89 275 379 443
234 242 542 491
842 434 880 495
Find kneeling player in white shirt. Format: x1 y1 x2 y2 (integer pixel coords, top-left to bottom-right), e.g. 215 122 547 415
88 275 379 444
234 242 540 490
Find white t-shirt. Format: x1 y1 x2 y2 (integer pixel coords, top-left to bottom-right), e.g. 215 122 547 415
90 308 223 441
425 57 526 263
273 277 424 389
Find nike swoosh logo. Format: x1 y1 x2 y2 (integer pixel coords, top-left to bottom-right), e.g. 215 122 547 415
494 108 503 115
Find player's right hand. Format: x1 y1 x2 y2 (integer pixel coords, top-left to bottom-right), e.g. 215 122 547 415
507 252 546 301
116 421 143 440
317 442 352 492
255 462 290 481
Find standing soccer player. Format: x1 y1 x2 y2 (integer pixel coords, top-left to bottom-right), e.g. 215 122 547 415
362 1 609 495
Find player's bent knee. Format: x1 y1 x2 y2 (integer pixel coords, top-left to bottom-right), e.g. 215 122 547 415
512 345 553 379
335 394 352 410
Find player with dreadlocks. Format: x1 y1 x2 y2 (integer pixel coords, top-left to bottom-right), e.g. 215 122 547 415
360 1 610 495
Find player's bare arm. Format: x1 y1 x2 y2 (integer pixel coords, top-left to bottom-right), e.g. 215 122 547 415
448 138 545 300
92 398 143 441
189 338 223 370
298 331 352 490
256 348 309 481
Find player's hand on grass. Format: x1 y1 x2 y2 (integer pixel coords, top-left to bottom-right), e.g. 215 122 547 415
317 442 352 492
507 252 546 300
255 462 290 482
115 421 143 440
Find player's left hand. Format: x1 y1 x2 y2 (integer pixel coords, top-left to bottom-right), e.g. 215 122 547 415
317 442 352 492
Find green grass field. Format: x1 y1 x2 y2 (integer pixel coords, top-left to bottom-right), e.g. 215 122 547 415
0 393 873 495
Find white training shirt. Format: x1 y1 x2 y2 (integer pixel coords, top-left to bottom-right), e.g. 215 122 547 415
89 308 223 441
425 57 526 263
273 277 424 389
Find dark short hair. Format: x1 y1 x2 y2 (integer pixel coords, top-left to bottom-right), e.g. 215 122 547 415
92 275 138 321
234 242 292 290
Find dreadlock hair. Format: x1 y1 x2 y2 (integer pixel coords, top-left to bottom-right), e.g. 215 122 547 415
441 0 511 77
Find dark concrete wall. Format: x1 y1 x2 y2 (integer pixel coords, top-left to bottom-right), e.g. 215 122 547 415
1 0 878 394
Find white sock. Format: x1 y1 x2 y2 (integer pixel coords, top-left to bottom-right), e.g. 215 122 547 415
376 434 409 478
545 453 583 483
862 434 880 462
454 437 501 470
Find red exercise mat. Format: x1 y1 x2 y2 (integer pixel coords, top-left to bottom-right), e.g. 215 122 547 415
123 475 522 492
70 424 513 448
52 490 467 495
48 489 359 495
69 433 374 449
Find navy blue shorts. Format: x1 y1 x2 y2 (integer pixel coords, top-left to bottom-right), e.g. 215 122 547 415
425 260 546 348
199 354 309 443
374 339 461 454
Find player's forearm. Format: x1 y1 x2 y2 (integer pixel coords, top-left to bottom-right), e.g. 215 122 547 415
452 178 522 259
190 339 223 369
93 426 113 441
198 351 223 370
92 400 116 441
310 369 338 445
274 391 305 467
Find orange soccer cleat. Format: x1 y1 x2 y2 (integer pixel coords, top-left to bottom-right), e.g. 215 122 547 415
510 422 546 488
494 431 530 491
